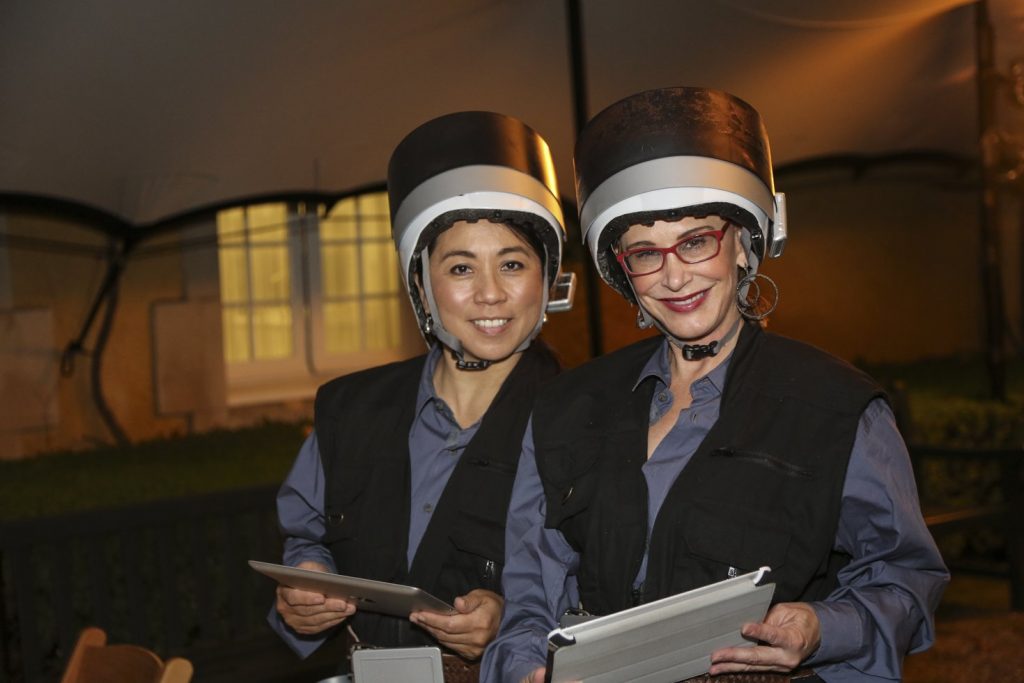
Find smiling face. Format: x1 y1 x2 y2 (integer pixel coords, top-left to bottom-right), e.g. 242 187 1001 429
419 219 545 364
617 215 747 345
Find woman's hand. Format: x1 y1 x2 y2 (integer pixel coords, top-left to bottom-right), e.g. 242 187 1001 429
709 602 821 674
409 588 503 660
275 561 356 635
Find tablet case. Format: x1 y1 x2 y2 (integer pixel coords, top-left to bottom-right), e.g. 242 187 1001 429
547 567 774 683
249 560 454 617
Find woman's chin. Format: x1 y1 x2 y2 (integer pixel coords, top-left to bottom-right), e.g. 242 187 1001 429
651 303 741 344
655 318 731 346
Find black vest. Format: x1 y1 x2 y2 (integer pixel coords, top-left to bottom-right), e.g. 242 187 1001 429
315 343 559 648
532 323 883 615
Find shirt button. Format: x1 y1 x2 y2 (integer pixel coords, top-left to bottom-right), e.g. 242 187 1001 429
658 393 668 403
423 503 434 513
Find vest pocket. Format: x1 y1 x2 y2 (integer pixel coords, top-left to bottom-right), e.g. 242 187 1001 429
682 504 790 576
711 447 815 478
536 440 603 527
322 507 359 545
447 516 505 593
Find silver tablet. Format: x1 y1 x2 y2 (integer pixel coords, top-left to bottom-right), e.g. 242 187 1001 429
249 560 455 617
351 646 445 683
546 567 775 683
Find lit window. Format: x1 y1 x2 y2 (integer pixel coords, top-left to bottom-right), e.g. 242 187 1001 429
214 193 409 404
318 193 402 355
217 203 294 363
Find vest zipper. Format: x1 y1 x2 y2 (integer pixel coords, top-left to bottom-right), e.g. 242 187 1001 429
483 559 495 583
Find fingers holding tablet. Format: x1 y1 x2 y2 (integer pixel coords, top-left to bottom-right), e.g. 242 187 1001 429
274 560 357 634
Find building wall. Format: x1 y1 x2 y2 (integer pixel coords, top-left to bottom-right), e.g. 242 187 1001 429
0 211 425 459
0 214 193 458
768 169 984 363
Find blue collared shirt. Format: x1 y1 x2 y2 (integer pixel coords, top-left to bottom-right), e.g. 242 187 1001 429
482 339 949 683
634 347 728 588
268 346 483 657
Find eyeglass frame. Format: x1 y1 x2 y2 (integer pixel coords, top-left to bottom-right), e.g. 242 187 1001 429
614 224 733 277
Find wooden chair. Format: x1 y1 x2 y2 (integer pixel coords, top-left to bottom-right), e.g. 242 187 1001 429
60 626 193 683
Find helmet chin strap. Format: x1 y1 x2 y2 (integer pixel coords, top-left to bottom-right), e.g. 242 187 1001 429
679 316 742 360
419 244 552 372
451 349 490 371
420 250 493 371
624 227 752 361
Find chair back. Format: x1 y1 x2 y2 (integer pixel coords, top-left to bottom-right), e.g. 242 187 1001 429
60 627 193 683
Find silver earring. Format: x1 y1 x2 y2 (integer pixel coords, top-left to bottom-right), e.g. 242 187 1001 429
423 314 434 336
736 268 779 321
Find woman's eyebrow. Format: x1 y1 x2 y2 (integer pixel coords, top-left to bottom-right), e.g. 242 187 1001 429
621 237 657 250
623 223 719 249
676 223 718 238
438 249 477 261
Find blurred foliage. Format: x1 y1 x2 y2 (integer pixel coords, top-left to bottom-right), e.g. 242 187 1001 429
0 421 307 521
861 353 1024 404
860 353 1023 569
908 395 1024 449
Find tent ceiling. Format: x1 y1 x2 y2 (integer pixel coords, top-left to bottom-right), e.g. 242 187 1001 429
1 0 1021 227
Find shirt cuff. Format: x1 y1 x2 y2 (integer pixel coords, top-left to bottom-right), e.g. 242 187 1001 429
805 600 866 665
266 604 330 659
282 545 337 571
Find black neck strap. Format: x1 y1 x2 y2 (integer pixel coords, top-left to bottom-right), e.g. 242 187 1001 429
681 317 742 361
451 348 491 371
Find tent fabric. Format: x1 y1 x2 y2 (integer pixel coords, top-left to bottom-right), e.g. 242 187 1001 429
0 0 1020 228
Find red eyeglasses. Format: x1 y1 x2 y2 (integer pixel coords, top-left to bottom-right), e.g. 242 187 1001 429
615 227 729 276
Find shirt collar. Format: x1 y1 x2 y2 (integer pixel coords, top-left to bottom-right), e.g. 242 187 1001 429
633 337 732 397
415 345 445 417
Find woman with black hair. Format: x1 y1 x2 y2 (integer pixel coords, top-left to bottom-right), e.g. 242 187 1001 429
269 111 572 681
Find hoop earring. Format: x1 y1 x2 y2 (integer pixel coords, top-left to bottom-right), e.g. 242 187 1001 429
423 314 434 336
736 268 779 321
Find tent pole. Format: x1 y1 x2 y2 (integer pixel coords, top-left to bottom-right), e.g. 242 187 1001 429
566 0 604 359
59 236 134 446
975 0 1008 400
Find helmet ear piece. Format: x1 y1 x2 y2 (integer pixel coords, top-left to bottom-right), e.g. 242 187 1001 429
767 192 788 259
412 270 430 317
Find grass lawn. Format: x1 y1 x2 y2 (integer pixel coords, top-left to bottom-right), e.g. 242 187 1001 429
1 354 1019 523
0 421 307 521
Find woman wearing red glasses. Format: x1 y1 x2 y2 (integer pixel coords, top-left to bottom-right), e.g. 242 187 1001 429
482 88 948 683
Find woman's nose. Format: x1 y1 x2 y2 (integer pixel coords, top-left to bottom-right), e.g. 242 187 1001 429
660 251 691 290
474 269 507 303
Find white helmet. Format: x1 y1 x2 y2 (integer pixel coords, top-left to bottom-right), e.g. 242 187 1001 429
388 111 571 366
574 87 787 305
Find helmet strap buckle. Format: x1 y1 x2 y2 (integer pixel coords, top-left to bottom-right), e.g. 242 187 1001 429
677 316 742 362
681 340 720 361
451 348 491 371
